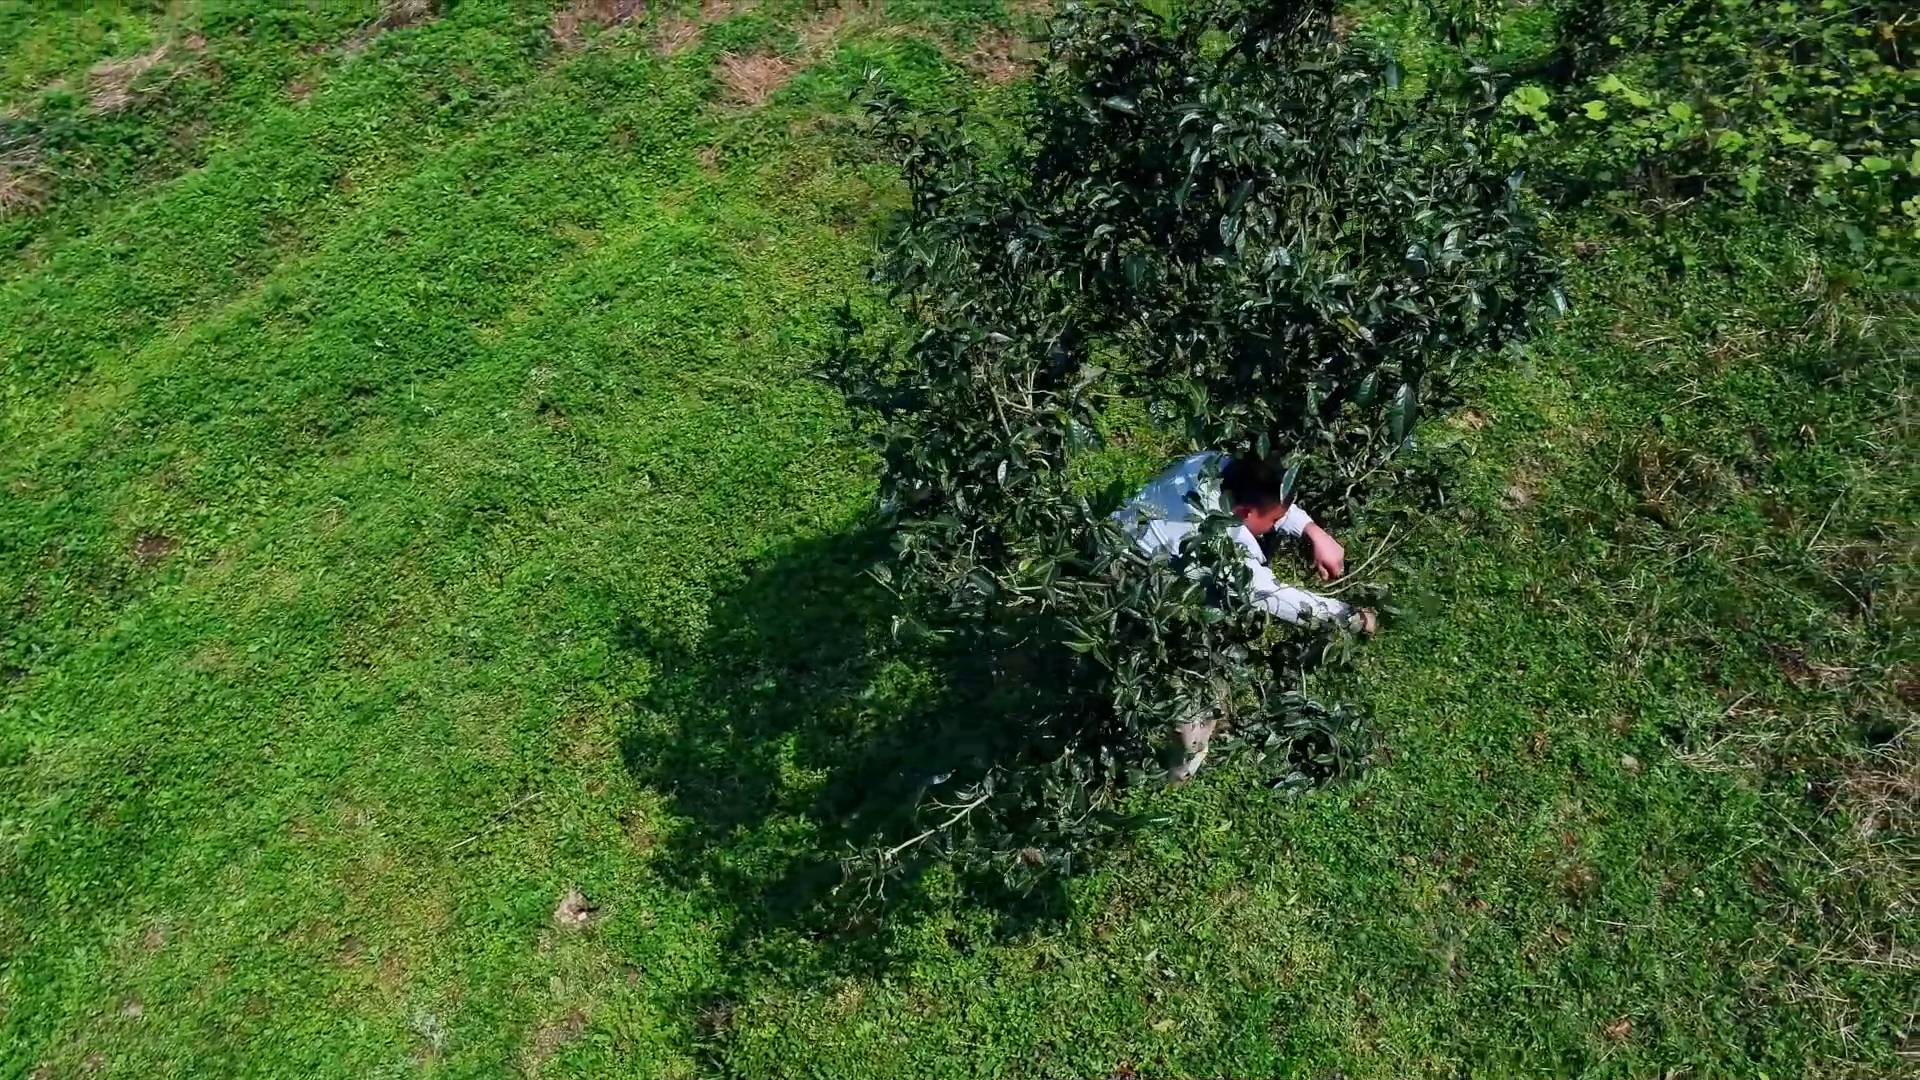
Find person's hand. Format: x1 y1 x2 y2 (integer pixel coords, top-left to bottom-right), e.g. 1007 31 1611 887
1309 529 1345 580
1350 608 1378 635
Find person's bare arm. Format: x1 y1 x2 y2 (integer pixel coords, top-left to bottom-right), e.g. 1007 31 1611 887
1274 501 1346 580
1301 521 1345 580
1279 509 1374 632
1244 557 1348 623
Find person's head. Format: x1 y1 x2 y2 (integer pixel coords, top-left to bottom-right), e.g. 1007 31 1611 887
1220 455 1289 534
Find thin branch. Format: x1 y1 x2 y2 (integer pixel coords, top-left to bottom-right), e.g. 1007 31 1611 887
1325 523 1399 595
881 793 992 862
1804 496 1840 552
448 791 543 852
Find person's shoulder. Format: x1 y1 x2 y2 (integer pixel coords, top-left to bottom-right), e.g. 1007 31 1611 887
1228 521 1266 562
1168 450 1221 481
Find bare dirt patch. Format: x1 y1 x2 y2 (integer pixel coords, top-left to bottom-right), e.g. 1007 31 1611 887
794 0 918 63
797 0 874 52
956 26 1035 84
1770 644 1857 691
528 1007 589 1065
552 887 599 927
654 0 750 56
345 0 441 53
132 532 179 565
1838 742 1916 843
715 50 797 107
783 0 1040 86
551 0 649 51
654 15 703 55
380 0 438 26
375 949 408 992
87 45 176 114
697 998 736 1038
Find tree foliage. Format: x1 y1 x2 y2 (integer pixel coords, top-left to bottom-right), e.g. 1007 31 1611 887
827 0 1554 897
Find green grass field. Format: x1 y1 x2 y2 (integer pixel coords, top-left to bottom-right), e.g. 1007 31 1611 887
2 2 1912 1077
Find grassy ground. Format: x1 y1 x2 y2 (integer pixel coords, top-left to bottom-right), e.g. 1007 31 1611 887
1 2 1911 1077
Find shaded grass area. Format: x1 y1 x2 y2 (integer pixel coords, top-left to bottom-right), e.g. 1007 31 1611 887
702 218 1914 1078
2 2 1912 1078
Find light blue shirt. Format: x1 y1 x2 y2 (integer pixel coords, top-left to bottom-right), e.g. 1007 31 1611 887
1115 452 1348 624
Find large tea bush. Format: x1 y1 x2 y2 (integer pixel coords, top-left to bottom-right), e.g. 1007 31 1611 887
828 0 1554 896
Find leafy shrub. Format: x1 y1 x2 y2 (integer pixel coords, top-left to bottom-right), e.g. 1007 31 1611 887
827 0 1552 897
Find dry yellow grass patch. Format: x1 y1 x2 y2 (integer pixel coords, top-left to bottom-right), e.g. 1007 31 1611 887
0 140 50 218
653 15 703 55
550 0 649 51
653 0 754 56
379 0 438 27
714 50 798 106
87 45 175 113
795 0 1041 87
703 0 909 108
956 25 1037 84
344 0 441 53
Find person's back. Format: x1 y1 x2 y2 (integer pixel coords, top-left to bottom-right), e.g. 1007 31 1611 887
1116 451 1377 779
1117 451 1363 628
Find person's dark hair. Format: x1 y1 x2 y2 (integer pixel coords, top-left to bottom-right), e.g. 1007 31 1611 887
1220 455 1285 510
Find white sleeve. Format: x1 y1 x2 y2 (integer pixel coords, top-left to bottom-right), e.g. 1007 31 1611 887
1244 553 1349 624
1276 503 1314 537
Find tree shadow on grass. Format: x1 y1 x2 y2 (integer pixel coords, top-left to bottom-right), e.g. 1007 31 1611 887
614 525 1075 986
